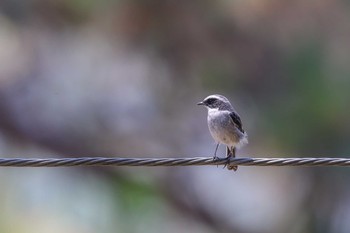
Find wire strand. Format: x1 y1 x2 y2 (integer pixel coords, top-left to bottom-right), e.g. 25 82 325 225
0 157 349 168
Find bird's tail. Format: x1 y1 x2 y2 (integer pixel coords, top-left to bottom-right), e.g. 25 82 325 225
226 146 237 171
236 132 248 149
226 146 236 158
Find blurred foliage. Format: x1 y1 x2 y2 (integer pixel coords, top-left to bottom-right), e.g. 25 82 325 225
0 0 350 233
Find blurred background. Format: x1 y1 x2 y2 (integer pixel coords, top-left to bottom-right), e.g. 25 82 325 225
0 0 350 232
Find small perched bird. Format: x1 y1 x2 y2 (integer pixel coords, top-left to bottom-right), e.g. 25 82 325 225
198 94 248 170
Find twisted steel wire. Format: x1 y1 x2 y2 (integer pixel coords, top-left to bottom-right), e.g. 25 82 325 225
0 157 349 167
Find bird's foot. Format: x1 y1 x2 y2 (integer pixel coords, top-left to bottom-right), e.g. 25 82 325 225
212 155 220 168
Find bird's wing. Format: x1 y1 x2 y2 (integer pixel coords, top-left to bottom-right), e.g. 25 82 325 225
229 111 244 133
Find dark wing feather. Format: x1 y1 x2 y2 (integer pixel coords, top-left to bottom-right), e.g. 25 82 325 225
229 111 244 133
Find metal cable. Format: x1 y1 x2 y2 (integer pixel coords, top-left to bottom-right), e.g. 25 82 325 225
0 157 349 168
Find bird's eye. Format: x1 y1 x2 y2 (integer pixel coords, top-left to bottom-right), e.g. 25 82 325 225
206 98 215 105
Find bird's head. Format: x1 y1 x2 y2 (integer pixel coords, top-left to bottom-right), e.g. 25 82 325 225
197 94 232 111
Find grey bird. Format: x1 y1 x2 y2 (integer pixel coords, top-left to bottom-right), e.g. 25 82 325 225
198 94 248 170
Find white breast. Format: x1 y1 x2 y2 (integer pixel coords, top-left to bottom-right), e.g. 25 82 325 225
207 108 247 147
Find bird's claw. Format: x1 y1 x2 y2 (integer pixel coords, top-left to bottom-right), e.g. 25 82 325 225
212 155 220 168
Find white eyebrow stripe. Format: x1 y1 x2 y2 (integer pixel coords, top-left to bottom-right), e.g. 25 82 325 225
204 94 227 102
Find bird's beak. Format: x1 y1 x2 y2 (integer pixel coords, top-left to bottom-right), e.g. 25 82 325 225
197 101 205 106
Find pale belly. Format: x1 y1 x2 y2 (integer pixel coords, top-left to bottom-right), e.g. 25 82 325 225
207 110 246 147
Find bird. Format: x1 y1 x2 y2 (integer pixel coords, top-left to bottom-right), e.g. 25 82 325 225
197 94 248 170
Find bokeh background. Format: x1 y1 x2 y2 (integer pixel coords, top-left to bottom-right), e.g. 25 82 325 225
1 0 350 232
